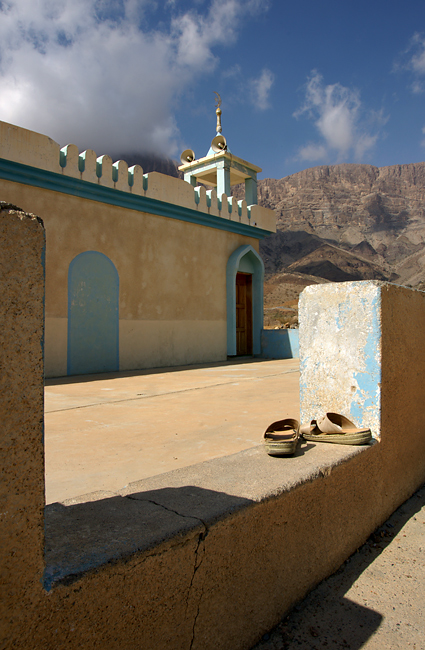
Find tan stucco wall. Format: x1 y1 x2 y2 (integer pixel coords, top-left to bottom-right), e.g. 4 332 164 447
119 319 226 369
44 317 68 377
0 178 258 376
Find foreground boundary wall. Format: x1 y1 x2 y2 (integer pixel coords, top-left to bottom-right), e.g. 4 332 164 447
1 210 425 650
0 204 46 639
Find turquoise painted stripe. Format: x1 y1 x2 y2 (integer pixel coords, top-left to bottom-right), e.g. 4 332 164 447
0 157 270 239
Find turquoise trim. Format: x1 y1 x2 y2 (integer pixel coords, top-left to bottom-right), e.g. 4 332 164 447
238 255 255 273
226 245 264 356
0 157 270 239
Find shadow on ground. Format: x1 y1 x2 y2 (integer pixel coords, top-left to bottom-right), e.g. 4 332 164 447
45 357 272 386
251 483 425 650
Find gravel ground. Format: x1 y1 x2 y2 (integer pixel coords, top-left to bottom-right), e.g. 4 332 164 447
251 483 425 650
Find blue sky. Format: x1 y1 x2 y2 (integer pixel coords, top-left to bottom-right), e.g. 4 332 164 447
0 0 424 179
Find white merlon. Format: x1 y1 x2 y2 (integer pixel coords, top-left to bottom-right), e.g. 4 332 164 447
207 189 219 217
79 150 98 183
0 120 276 232
60 144 80 178
128 165 145 194
112 160 129 192
96 155 114 188
238 199 248 224
194 185 207 212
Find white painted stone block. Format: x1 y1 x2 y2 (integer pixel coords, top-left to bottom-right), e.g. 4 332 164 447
300 281 382 439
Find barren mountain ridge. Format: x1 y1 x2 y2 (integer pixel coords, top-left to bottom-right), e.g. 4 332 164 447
250 162 425 326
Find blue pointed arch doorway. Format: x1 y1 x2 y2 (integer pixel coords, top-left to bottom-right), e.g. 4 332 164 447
226 245 264 356
67 251 119 375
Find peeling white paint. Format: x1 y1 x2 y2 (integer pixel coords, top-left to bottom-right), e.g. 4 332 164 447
299 281 382 439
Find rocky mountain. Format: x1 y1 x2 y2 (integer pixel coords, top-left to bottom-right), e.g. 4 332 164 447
251 162 425 326
258 162 425 284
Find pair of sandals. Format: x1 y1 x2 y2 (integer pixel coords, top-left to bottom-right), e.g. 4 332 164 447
264 413 372 457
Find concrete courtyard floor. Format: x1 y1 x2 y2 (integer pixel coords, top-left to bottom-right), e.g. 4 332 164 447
45 357 299 505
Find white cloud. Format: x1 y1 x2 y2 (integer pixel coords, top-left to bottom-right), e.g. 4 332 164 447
410 37 425 75
222 63 242 79
297 143 327 162
0 0 269 157
294 71 384 163
354 133 379 160
395 33 425 94
249 68 274 110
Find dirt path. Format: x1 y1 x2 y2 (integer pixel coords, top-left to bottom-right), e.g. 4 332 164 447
252 483 425 650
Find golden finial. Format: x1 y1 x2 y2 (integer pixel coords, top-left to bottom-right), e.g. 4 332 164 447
214 91 222 134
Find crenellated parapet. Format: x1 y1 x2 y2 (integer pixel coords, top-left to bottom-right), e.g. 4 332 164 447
0 121 276 232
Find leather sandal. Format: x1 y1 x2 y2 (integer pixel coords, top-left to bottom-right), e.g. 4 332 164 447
264 418 300 456
300 412 372 445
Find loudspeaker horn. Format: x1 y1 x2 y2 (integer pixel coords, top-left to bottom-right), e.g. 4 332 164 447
211 135 227 153
180 149 196 164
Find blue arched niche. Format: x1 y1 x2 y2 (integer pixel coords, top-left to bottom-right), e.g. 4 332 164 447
67 251 119 375
226 245 264 356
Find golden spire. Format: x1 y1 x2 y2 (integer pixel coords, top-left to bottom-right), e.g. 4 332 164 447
214 91 222 134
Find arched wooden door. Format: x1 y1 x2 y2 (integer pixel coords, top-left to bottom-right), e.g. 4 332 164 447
236 272 253 355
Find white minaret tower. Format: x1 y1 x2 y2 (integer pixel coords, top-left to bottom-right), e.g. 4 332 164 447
178 92 260 205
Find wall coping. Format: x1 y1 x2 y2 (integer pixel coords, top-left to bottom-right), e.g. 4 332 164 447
0 120 276 234
0 157 273 239
44 442 371 590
